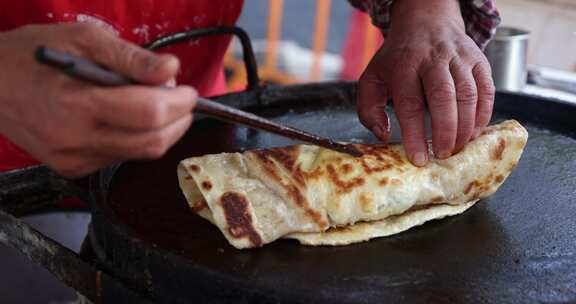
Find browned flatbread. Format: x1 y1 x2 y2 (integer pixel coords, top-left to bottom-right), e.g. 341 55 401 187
178 120 528 249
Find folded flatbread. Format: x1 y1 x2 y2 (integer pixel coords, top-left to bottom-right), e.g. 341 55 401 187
178 120 528 249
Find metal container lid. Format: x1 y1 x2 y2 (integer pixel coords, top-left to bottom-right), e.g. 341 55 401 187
493 26 529 41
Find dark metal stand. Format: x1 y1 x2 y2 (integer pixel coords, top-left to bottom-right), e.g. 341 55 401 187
0 165 153 303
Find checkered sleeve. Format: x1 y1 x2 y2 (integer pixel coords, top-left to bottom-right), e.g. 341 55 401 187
348 0 501 49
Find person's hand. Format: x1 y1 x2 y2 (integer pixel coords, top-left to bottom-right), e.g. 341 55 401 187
0 23 197 178
357 0 495 166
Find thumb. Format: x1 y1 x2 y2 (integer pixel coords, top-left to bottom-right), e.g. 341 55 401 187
84 27 179 85
357 75 391 142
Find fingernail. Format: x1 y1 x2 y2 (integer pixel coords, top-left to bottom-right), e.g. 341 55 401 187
383 112 391 133
437 150 452 159
412 152 427 167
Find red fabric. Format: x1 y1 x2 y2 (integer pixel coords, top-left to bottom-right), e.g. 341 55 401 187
0 0 243 172
340 10 383 81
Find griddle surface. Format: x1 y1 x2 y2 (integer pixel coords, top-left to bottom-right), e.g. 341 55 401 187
108 102 576 303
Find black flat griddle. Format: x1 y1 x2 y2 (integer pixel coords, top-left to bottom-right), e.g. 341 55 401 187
89 82 576 304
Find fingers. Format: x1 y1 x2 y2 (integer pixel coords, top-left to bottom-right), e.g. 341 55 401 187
392 70 428 167
450 60 478 152
421 64 457 159
358 70 391 141
93 85 197 131
74 24 179 85
48 86 195 178
473 62 495 138
94 113 193 159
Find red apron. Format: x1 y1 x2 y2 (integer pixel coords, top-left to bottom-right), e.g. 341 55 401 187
0 0 244 172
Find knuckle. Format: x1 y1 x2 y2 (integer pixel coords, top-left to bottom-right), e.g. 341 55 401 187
119 44 141 66
479 81 496 99
140 100 167 129
143 134 169 159
429 83 455 105
72 23 103 37
430 42 456 61
396 52 420 72
456 82 478 104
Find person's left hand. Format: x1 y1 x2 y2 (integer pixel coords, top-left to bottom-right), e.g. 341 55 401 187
357 0 495 167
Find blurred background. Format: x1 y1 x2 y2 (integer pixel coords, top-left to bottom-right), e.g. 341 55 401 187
225 0 576 100
2 1 576 303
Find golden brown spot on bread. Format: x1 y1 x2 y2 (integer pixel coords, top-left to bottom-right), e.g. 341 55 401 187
189 165 200 173
329 225 353 233
359 192 373 212
220 192 263 247
431 196 444 203
356 144 406 166
291 166 306 188
304 167 324 179
480 122 516 137
339 163 353 175
184 175 193 180
479 128 496 136
201 181 212 191
192 200 208 212
285 184 327 228
360 158 393 174
492 138 506 161
253 147 310 187
465 180 480 195
391 179 402 187
252 151 327 228
379 177 389 186
388 149 406 165
251 150 281 181
517 138 527 149
508 161 518 172
326 164 365 194
261 146 298 170
495 174 504 183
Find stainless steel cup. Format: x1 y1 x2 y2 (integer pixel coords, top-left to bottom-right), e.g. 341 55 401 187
484 27 530 91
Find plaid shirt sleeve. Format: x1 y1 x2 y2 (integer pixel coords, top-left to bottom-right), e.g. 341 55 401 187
348 0 501 49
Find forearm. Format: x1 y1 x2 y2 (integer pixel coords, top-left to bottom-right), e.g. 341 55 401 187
390 0 463 26
348 0 501 49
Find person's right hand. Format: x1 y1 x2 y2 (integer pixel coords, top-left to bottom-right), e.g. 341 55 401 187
0 23 197 178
